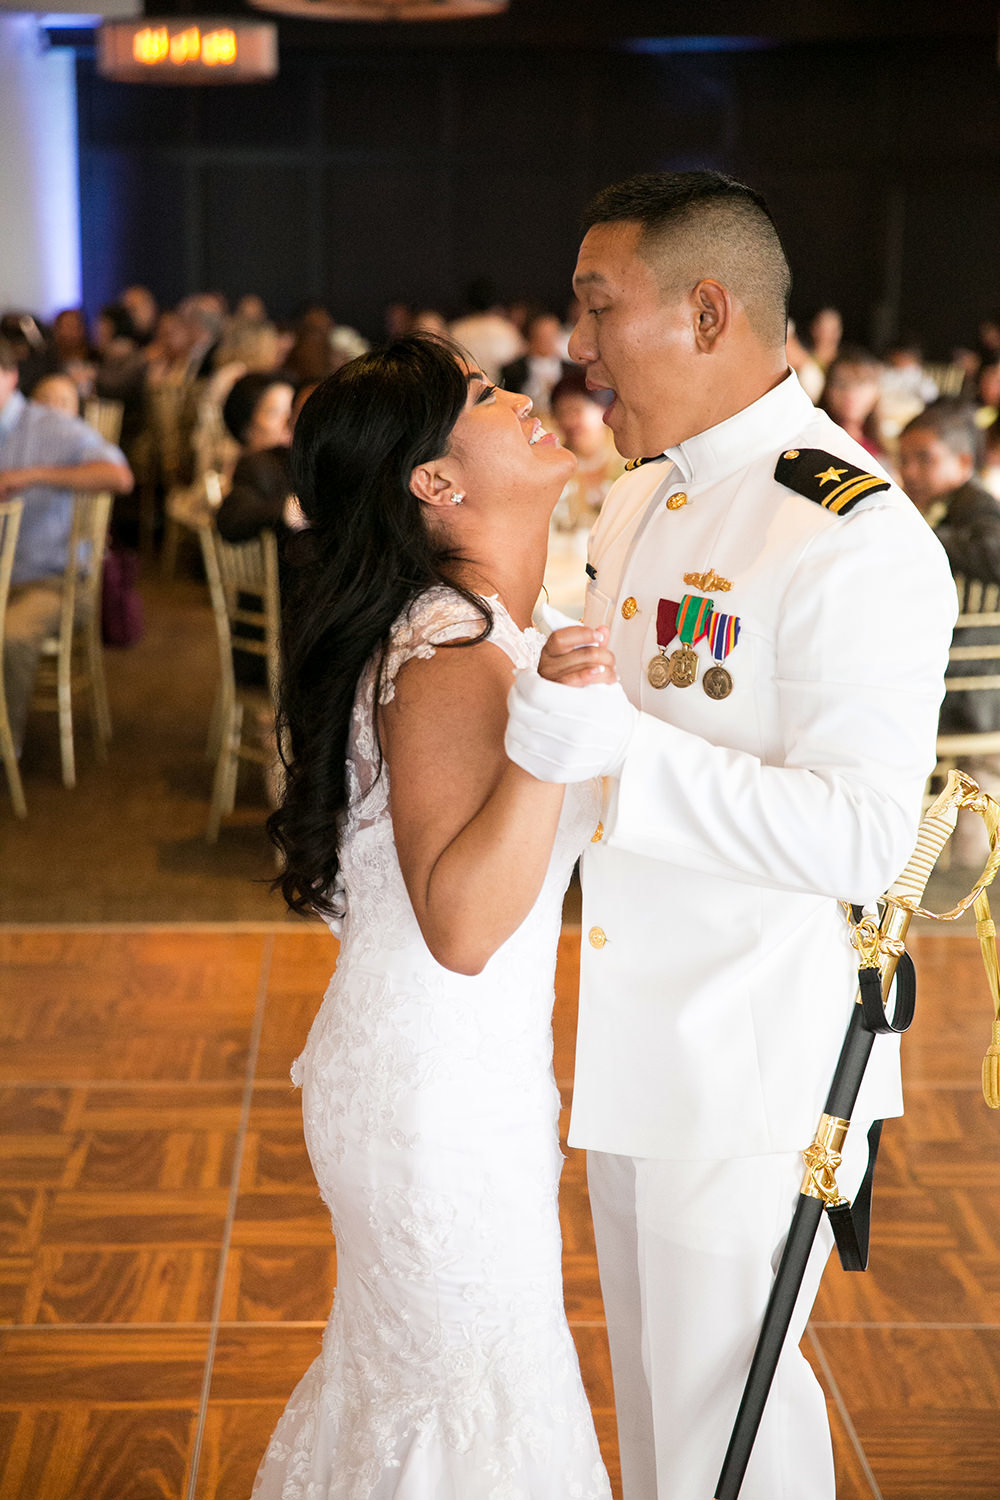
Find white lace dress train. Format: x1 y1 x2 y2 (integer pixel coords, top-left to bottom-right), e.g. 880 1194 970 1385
252 588 611 1500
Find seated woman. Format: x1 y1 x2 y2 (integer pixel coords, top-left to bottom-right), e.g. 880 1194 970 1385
215 372 296 689
544 371 625 617
819 346 891 468
254 333 613 1499
216 371 295 542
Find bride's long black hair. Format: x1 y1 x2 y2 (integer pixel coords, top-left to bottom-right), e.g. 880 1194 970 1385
269 333 492 917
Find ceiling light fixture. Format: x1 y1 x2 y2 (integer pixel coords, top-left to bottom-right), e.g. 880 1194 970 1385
246 0 506 21
98 17 278 81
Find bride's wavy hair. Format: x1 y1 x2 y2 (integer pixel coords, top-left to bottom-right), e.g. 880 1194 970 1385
269 333 492 916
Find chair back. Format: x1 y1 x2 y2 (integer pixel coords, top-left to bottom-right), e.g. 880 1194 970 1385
200 525 280 706
83 398 124 446
0 498 24 615
146 382 192 486
945 575 1000 693
46 492 113 666
923 362 968 398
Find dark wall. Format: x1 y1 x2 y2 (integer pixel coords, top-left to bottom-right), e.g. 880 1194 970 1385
76 35 1000 355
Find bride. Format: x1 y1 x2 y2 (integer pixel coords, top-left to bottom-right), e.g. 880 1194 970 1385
258 333 615 1499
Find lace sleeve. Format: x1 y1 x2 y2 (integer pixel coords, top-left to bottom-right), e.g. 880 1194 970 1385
378 586 494 706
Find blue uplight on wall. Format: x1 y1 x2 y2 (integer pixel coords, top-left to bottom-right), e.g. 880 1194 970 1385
624 36 773 55
0 14 83 316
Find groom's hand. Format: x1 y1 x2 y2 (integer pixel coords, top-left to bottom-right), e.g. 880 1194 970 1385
505 660 640 783
540 624 617 686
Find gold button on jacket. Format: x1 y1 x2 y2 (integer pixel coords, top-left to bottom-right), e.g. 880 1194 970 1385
588 927 607 949
621 597 638 620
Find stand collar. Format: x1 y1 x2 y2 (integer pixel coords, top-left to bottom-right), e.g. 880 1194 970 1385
663 370 814 486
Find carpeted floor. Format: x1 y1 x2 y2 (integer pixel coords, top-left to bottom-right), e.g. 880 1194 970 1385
1 573 288 925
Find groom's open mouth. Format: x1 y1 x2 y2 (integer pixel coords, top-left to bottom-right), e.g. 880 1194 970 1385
585 378 618 424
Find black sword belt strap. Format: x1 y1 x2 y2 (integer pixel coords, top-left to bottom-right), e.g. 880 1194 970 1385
826 906 917 1271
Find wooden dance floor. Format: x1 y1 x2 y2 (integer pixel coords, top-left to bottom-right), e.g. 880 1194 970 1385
0 922 997 1499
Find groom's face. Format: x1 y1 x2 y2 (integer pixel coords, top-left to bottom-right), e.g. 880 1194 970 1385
568 220 705 460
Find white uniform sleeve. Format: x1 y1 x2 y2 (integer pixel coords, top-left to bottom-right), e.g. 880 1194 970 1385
607 503 957 901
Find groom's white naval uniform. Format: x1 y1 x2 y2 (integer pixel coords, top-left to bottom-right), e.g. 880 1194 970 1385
508 370 956 1499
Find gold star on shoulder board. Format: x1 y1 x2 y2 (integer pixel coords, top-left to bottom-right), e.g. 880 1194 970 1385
815 466 849 486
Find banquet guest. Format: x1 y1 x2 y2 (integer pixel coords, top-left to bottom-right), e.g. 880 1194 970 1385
807 304 842 370
0 337 132 752
819 346 889 465
450 279 524 383
31 374 82 420
550 372 624 532
501 312 575 416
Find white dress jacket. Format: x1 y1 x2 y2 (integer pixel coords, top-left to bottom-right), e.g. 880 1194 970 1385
570 372 957 1161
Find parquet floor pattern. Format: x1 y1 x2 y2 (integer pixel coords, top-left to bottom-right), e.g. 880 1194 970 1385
0 924 997 1499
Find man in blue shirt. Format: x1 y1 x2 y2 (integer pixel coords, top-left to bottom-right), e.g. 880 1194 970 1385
0 336 133 753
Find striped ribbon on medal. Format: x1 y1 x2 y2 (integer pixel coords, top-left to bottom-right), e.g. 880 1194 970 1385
707 610 741 663
676 593 714 645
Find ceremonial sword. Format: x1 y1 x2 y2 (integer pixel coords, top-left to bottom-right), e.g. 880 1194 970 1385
715 769 1000 1500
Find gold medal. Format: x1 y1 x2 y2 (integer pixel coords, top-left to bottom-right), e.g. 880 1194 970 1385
647 654 672 689
668 644 698 688
703 664 733 700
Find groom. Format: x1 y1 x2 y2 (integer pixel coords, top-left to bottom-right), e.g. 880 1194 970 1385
505 172 956 1499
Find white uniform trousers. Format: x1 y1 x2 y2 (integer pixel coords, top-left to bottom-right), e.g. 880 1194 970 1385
587 1120 874 1500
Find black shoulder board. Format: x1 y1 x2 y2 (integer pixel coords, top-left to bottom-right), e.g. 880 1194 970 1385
624 454 668 473
774 447 890 516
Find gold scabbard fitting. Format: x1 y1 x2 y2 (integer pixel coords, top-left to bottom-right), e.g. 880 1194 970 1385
801 1113 851 1205
849 915 883 971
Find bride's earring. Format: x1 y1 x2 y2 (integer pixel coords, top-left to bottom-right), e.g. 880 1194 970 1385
450 491 465 506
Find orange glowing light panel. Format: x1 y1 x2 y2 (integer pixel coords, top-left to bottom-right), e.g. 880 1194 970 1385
99 19 277 82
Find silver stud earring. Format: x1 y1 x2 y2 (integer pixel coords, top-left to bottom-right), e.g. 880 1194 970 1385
450 491 465 506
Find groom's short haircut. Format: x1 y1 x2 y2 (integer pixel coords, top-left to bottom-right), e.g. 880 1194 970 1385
582 171 791 351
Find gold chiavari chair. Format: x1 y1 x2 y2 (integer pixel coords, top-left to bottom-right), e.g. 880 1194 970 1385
31 492 114 788
199 523 280 842
0 498 27 817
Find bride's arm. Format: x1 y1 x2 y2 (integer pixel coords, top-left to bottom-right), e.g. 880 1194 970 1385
382 634 607 976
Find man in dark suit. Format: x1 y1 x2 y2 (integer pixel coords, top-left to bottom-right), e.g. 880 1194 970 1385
900 399 1000 827
501 310 575 412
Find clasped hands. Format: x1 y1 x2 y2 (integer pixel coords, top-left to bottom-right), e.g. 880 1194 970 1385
505 619 639 783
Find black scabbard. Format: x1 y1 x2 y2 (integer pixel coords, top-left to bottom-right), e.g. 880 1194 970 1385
714 949 916 1500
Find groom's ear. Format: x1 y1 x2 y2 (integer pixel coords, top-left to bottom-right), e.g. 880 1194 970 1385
409 463 454 508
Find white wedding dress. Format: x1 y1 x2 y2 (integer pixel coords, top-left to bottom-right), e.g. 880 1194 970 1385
252 587 611 1500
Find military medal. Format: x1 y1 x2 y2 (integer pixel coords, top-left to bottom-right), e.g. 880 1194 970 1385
647 597 680 688
703 610 741 699
668 593 713 688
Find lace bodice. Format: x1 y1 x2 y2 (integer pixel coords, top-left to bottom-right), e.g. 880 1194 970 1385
327 585 597 965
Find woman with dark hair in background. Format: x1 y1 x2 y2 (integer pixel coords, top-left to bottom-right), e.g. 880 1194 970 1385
254 334 612 1499
217 371 296 545
818 345 888 463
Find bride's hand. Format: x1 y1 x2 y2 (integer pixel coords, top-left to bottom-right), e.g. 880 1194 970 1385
538 625 618 686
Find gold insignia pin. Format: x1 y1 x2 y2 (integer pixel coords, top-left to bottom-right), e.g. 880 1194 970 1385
683 569 732 593
815 466 849 486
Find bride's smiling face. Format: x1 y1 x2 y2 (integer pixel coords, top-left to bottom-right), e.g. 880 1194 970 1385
444 369 576 509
